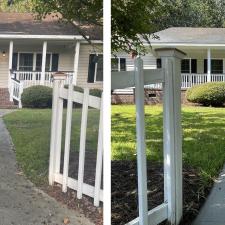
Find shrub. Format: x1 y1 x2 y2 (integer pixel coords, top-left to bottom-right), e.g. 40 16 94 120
64 85 102 97
21 85 52 108
90 89 102 97
186 82 225 107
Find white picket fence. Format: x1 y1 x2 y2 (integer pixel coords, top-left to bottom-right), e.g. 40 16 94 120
49 74 103 206
112 48 185 225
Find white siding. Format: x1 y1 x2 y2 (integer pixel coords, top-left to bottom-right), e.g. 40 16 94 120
76 44 103 89
0 53 9 88
114 52 157 71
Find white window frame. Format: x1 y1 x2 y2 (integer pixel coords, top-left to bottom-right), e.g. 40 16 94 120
93 53 103 83
111 57 126 72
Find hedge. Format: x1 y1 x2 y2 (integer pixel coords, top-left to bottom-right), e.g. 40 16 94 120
21 85 52 108
186 82 225 107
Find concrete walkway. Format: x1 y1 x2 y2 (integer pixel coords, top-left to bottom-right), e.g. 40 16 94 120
0 110 93 225
193 165 225 225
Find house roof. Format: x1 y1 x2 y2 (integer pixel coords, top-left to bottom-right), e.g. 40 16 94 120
151 27 225 45
0 12 102 40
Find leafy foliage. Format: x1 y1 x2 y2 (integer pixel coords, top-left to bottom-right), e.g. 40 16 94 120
21 85 52 108
186 82 225 106
112 0 225 53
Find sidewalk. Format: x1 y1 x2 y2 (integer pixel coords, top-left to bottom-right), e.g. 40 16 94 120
193 165 225 225
0 110 93 225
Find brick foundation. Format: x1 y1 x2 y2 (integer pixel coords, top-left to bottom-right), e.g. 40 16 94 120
112 89 188 105
0 88 17 109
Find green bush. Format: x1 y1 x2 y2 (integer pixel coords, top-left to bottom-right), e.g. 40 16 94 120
186 82 225 106
90 89 102 97
64 84 102 97
21 85 52 108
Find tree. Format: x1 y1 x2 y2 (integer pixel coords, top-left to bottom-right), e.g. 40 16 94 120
10 0 103 42
111 0 166 54
112 0 225 54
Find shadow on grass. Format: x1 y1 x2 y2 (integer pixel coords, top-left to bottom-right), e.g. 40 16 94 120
112 106 225 181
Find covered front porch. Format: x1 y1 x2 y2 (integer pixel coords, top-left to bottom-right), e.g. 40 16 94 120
179 47 225 88
0 37 82 107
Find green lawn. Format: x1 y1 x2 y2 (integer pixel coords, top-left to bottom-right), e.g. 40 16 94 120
3 108 99 185
112 105 225 181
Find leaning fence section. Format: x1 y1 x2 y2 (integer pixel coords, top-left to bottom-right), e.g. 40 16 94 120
49 74 103 207
112 48 185 225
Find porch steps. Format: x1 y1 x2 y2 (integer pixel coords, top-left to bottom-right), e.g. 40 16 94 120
0 88 17 109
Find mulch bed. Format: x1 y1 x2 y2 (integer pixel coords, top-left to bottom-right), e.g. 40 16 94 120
111 160 212 225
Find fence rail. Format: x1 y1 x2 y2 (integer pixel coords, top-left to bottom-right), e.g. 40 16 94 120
49 76 103 206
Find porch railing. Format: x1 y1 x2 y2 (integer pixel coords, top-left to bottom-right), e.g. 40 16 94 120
143 73 225 90
11 71 73 88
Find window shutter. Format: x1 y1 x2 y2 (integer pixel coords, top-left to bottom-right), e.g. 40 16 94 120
156 58 161 68
191 59 197 73
12 53 18 70
87 54 96 83
36 54 42 71
52 54 59 71
204 59 207 73
120 58 126 71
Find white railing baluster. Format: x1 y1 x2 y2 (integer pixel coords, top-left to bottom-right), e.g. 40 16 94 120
77 88 89 199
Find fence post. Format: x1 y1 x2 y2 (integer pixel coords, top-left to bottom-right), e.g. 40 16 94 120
49 72 67 185
134 57 148 225
155 48 185 225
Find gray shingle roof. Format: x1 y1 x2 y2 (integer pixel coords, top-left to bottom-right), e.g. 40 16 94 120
0 12 102 40
151 27 225 44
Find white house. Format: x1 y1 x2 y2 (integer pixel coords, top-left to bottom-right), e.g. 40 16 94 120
0 12 103 108
112 27 225 103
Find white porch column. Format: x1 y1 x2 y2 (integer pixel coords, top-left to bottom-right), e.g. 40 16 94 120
207 48 211 82
73 41 80 85
41 41 47 85
9 40 13 101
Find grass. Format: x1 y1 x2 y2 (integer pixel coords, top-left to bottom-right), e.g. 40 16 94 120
3 108 99 185
112 105 225 181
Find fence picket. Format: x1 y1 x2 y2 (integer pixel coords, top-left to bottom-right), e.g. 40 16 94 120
94 97 103 207
62 76 74 192
77 88 89 199
55 94 64 174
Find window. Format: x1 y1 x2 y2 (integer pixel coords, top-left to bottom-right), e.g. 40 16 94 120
19 53 33 71
181 59 197 73
12 53 18 70
52 54 59 71
111 57 126 71
156 58 161 68
204 59 223 74
12 53 59 72
87 54 103 83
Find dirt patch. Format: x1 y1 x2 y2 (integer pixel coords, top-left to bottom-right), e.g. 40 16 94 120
44 185 103 225
111 160 212 225
42 151 103 225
